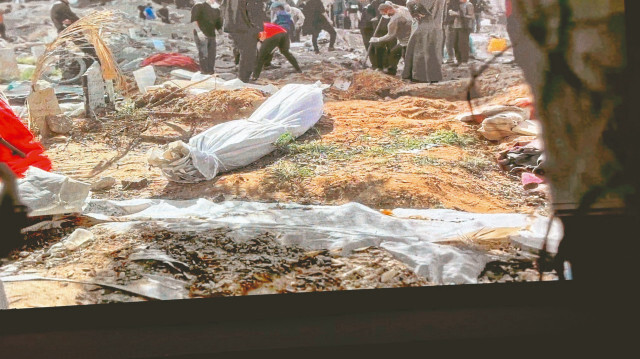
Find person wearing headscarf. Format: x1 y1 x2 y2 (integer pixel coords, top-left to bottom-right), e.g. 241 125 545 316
402 0 445 83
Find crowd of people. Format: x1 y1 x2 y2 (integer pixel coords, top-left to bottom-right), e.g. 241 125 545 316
40 0 492 84
190 0 490 83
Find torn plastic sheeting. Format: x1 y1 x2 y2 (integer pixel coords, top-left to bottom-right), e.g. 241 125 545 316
0 274 189 301
510 216 563 254
17 167 91 216
84 198 556 285
0 280 8 310
129 248 189 271
148 83 324 183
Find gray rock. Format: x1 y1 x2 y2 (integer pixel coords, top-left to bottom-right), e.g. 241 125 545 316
46 114 74 134
91 177 117 191
121 178 149 190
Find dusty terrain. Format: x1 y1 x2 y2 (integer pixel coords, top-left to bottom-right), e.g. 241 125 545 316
0 1 553 309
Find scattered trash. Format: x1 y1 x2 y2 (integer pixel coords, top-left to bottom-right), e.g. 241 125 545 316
332 78 351 91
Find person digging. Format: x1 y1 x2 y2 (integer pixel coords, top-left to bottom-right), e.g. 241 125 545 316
251 22 302 81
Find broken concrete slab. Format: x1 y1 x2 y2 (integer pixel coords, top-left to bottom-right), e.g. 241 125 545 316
133 66 156 94
83 62 106 112
0 48 21 82
26 87 62 137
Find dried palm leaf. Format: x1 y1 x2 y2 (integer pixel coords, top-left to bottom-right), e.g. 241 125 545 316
32 10 126 89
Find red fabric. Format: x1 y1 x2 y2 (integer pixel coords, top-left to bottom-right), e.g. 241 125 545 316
141 53 200 72
522 172 544 189
260 23 286 40
0 98 52 177
506 0 512 18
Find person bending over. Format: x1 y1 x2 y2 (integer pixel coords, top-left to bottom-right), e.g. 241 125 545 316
369 1 412 76
251 22 302 80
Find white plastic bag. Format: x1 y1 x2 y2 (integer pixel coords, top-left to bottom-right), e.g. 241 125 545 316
149 83 324 183
17 167 91 216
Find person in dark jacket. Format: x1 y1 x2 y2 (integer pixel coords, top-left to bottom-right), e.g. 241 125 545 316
50 0 100 64
138 5 147 20
221 0 264 82
252 22 301 80
449 0 474 65
158 2 171 24
192 0 223 74
359 0 381 49
50 0 80 33
301 0 336 54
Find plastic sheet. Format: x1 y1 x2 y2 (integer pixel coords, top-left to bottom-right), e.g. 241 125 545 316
84 198 561 285
17 167 91 216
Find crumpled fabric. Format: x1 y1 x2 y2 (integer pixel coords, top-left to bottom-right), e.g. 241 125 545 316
141 53 200 72
0 97 52 177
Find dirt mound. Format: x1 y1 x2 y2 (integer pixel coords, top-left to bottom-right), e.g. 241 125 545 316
157 88 266 122
334 70 405 100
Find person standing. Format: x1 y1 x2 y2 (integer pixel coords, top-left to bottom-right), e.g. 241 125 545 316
469 0 486 33
158 2 172 24
144 3 158 20
369 2 412 76
402 0 445 83
441 0 458 63
359 0 380 49
271 2 294 32
285 4 305 42
346 0 361 29
449 0 473 65
252 22 302 80
191 0 223 74
301 0 336 54
51 0 80 33
221 0 264 82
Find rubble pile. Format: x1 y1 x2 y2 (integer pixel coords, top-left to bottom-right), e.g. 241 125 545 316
111 226 431 299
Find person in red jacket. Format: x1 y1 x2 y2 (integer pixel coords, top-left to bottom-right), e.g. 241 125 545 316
251 22 302 80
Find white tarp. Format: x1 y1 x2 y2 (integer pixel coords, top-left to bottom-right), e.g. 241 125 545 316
17 167 91 216
83 198 562 285
148 83 324 183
